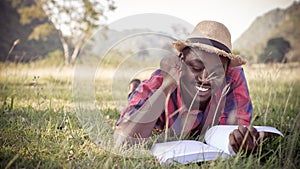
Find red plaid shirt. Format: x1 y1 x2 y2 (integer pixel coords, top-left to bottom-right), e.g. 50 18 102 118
117 66 252 134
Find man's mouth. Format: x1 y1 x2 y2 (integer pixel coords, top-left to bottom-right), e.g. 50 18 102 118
196 86 209 92
196 84 211 92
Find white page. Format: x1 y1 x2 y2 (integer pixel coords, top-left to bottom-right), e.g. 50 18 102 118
254 126 284 136
152 140 230 164
204 125 238 154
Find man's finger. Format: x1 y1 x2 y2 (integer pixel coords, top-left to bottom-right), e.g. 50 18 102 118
236 125 259 153
258 131 277 142
229 132 239 153
243 132 255 152
238 126 252 152
238 125 247 137
246 125 259 147
232 128 245 153
247 125 259 139
233 128 244 144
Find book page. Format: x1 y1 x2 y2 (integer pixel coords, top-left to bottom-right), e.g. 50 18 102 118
151 140 230 164
204 125 283 155
254 126 284 136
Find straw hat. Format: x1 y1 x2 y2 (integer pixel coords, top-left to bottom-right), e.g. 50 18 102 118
173 20 246 67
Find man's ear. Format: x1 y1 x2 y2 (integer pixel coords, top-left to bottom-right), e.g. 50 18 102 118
178 52 183 61
226 58 231 70
219 56 230 71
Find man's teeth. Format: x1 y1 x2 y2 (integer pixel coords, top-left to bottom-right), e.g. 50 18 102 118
196 86 209 92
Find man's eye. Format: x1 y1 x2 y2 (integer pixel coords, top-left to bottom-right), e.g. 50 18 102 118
192 67 203 72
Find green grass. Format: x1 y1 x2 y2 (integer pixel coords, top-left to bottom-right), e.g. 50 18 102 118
0 62 299 168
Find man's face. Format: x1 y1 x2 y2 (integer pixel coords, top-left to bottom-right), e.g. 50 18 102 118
180 47 229 109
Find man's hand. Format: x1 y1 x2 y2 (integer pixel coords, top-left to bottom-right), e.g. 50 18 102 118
160 55 180 95
229 125 259 154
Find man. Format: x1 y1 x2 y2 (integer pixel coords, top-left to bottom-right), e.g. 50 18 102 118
115 20 259 153
128 79 141 98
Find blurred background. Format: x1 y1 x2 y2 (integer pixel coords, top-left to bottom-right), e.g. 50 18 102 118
0 0 299 66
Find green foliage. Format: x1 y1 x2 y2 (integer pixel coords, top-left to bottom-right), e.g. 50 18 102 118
0 0 116 65
41 0 116 65
0 0 62 62
234 2 300 63
28 23 55 41
81 0 102 32
259 37 291 63
32 49 64 67
17 0 46 25
232 49 240 55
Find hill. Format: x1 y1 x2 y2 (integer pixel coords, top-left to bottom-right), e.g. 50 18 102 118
233 2 300 63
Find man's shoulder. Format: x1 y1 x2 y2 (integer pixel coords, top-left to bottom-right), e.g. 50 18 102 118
225 66 246 83
141 69 164 85
226 66 244 76
152 69 162 75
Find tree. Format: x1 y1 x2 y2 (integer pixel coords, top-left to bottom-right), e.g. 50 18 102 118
18 0 116 65
259 37 291 63
0 0 62 62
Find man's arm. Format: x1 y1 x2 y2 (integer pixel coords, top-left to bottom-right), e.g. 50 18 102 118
114 70 163 144
114 55 180 145
219 66 252 125
114 69 178 145
219 67 260 154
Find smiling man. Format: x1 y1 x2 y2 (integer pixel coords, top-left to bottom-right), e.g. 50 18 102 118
114 20 259 154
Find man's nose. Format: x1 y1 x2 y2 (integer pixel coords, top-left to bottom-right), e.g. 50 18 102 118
196 69 209 83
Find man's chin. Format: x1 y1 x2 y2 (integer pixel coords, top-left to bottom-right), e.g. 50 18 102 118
196 90 211 104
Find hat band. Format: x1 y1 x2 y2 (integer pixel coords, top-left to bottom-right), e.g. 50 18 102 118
186 38 231 54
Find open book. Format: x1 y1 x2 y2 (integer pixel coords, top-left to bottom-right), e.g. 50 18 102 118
151 125 283 164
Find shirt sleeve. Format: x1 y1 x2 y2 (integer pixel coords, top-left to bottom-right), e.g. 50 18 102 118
219 67 253 125
116 69 163 126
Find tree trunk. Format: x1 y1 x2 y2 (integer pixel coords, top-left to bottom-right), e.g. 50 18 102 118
70 44 80 65
70 34 87 65
58 30 70 66
61 38 70 66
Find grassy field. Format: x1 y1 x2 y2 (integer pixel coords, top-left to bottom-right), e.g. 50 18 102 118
0 62 299 168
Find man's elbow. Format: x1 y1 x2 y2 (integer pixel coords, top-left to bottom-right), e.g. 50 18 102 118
113 125 149 146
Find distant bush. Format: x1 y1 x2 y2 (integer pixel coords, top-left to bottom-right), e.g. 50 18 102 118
32 49 64 67
259 37 291 63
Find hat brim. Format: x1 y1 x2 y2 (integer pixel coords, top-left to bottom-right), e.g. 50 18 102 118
173 40 246 67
